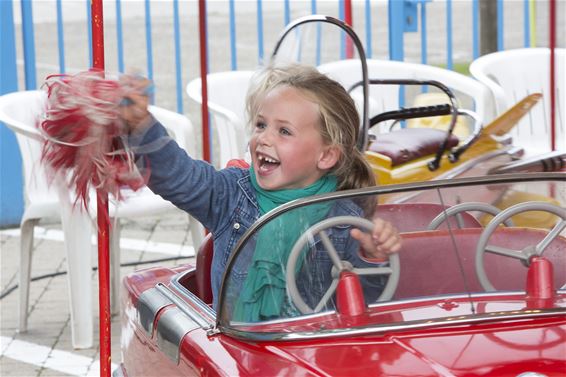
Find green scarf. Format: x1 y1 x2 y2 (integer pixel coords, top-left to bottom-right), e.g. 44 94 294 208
232 167 337 322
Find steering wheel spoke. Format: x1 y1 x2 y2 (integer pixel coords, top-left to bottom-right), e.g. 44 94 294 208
313 279 339 313
485 244 530 261
319 230 346 270
536 219 566 254
476 202 566 291
286 216 401 314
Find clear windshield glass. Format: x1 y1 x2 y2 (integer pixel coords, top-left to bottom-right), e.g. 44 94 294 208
219 174 566 335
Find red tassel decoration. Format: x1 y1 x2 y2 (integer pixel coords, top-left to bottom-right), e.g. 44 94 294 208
40 70 147 210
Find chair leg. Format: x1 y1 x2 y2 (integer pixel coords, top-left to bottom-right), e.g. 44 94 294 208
18 218 39 333
110 220 121 316
59 197 94 349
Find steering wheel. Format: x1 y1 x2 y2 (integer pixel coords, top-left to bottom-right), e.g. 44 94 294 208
286 216 401 314
475 202 566 291
427 202 514 230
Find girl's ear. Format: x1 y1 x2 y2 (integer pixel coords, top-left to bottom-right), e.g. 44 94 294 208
317 145 341 170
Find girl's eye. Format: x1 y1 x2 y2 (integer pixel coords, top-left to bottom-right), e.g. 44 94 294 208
255 121 266 130
280 128 291 136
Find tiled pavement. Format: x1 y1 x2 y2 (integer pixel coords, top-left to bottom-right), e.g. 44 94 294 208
1 211 198 376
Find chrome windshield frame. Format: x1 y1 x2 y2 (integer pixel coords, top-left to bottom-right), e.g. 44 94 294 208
216 172 566 333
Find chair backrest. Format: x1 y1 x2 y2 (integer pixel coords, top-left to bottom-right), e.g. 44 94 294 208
318 59 495 135
469 48 565 154
186 70 254 168
375 203 481 232
0 90 198 216
0 90 57 209
148 105 198 158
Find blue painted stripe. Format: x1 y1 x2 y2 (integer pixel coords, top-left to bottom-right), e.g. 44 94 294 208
257 0 264 63
421 1 428 93
115 0 124 73
388 0 404 61
420 1 427 65
523 0 530 47
446 0 453 70
365 0 372 58
56 0 66 73
86 0 92 67
311 0 321 65
229 0 237 70
0 0 24 226
173 0 183 113
497 0 504 50
20 0 36 89
145 0 154 102
472 0 479 59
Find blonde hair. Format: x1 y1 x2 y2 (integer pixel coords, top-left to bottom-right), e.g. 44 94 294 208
246 63 375 190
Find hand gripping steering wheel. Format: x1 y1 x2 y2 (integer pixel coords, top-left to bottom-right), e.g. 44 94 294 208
475 202 566 291
286 216 401 314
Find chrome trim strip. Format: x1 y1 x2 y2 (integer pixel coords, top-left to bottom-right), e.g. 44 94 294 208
136 288 172 337
170 273 216 318
221 308 566 342
155 283 214 329
156 307 200 364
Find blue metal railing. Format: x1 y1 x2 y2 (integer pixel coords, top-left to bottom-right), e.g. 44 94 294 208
0 0 560 226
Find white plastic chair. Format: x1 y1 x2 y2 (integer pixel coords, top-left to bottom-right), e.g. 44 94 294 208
317 59 496 135
0 90 204 349
469 48 565 154
186 70 254 168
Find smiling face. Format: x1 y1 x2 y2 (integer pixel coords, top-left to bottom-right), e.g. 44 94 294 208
249 85 339 190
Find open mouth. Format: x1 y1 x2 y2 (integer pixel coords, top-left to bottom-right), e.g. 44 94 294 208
257 153 280 173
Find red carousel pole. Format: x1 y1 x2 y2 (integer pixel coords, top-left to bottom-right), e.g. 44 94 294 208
91 1 112 376
344 0 354 58
198 0 211 163
549 0 556 151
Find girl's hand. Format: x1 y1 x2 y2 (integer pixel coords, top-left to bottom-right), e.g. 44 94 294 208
351 217 402 262
119 73 153 134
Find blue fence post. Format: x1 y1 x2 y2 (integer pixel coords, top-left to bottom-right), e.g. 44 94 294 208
364 0 372 58
388 0 405 61
0 0 24 227
21 0 37 90
256 0 264 64
145 0 154 103
56 0 66 73
229 0 237 70
497 0 504 50
116 0 125 73
173 0 183 113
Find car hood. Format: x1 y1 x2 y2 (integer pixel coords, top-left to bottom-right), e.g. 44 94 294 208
219 317 565 377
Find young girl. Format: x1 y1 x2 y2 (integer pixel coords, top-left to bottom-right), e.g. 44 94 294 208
123 63 401 316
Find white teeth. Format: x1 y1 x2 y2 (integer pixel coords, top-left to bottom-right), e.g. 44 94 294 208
259 155 278 164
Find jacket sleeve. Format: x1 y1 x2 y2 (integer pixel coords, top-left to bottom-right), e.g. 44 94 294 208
127 118 239 232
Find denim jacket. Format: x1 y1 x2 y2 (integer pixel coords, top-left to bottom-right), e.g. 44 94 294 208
133 120 387 311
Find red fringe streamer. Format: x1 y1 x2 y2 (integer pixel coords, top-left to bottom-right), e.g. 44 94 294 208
40 70 147 210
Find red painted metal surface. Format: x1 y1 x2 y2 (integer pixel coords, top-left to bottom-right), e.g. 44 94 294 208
336 271 366 316
91 1 111 376
344 0 354 59
198 0 211 163
526 257 556 309
119 265 566 377
549 0 557 151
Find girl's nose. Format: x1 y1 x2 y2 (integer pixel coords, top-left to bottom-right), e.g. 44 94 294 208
257 127 273 146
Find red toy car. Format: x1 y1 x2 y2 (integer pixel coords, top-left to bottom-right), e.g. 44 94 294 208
114 172 566 376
